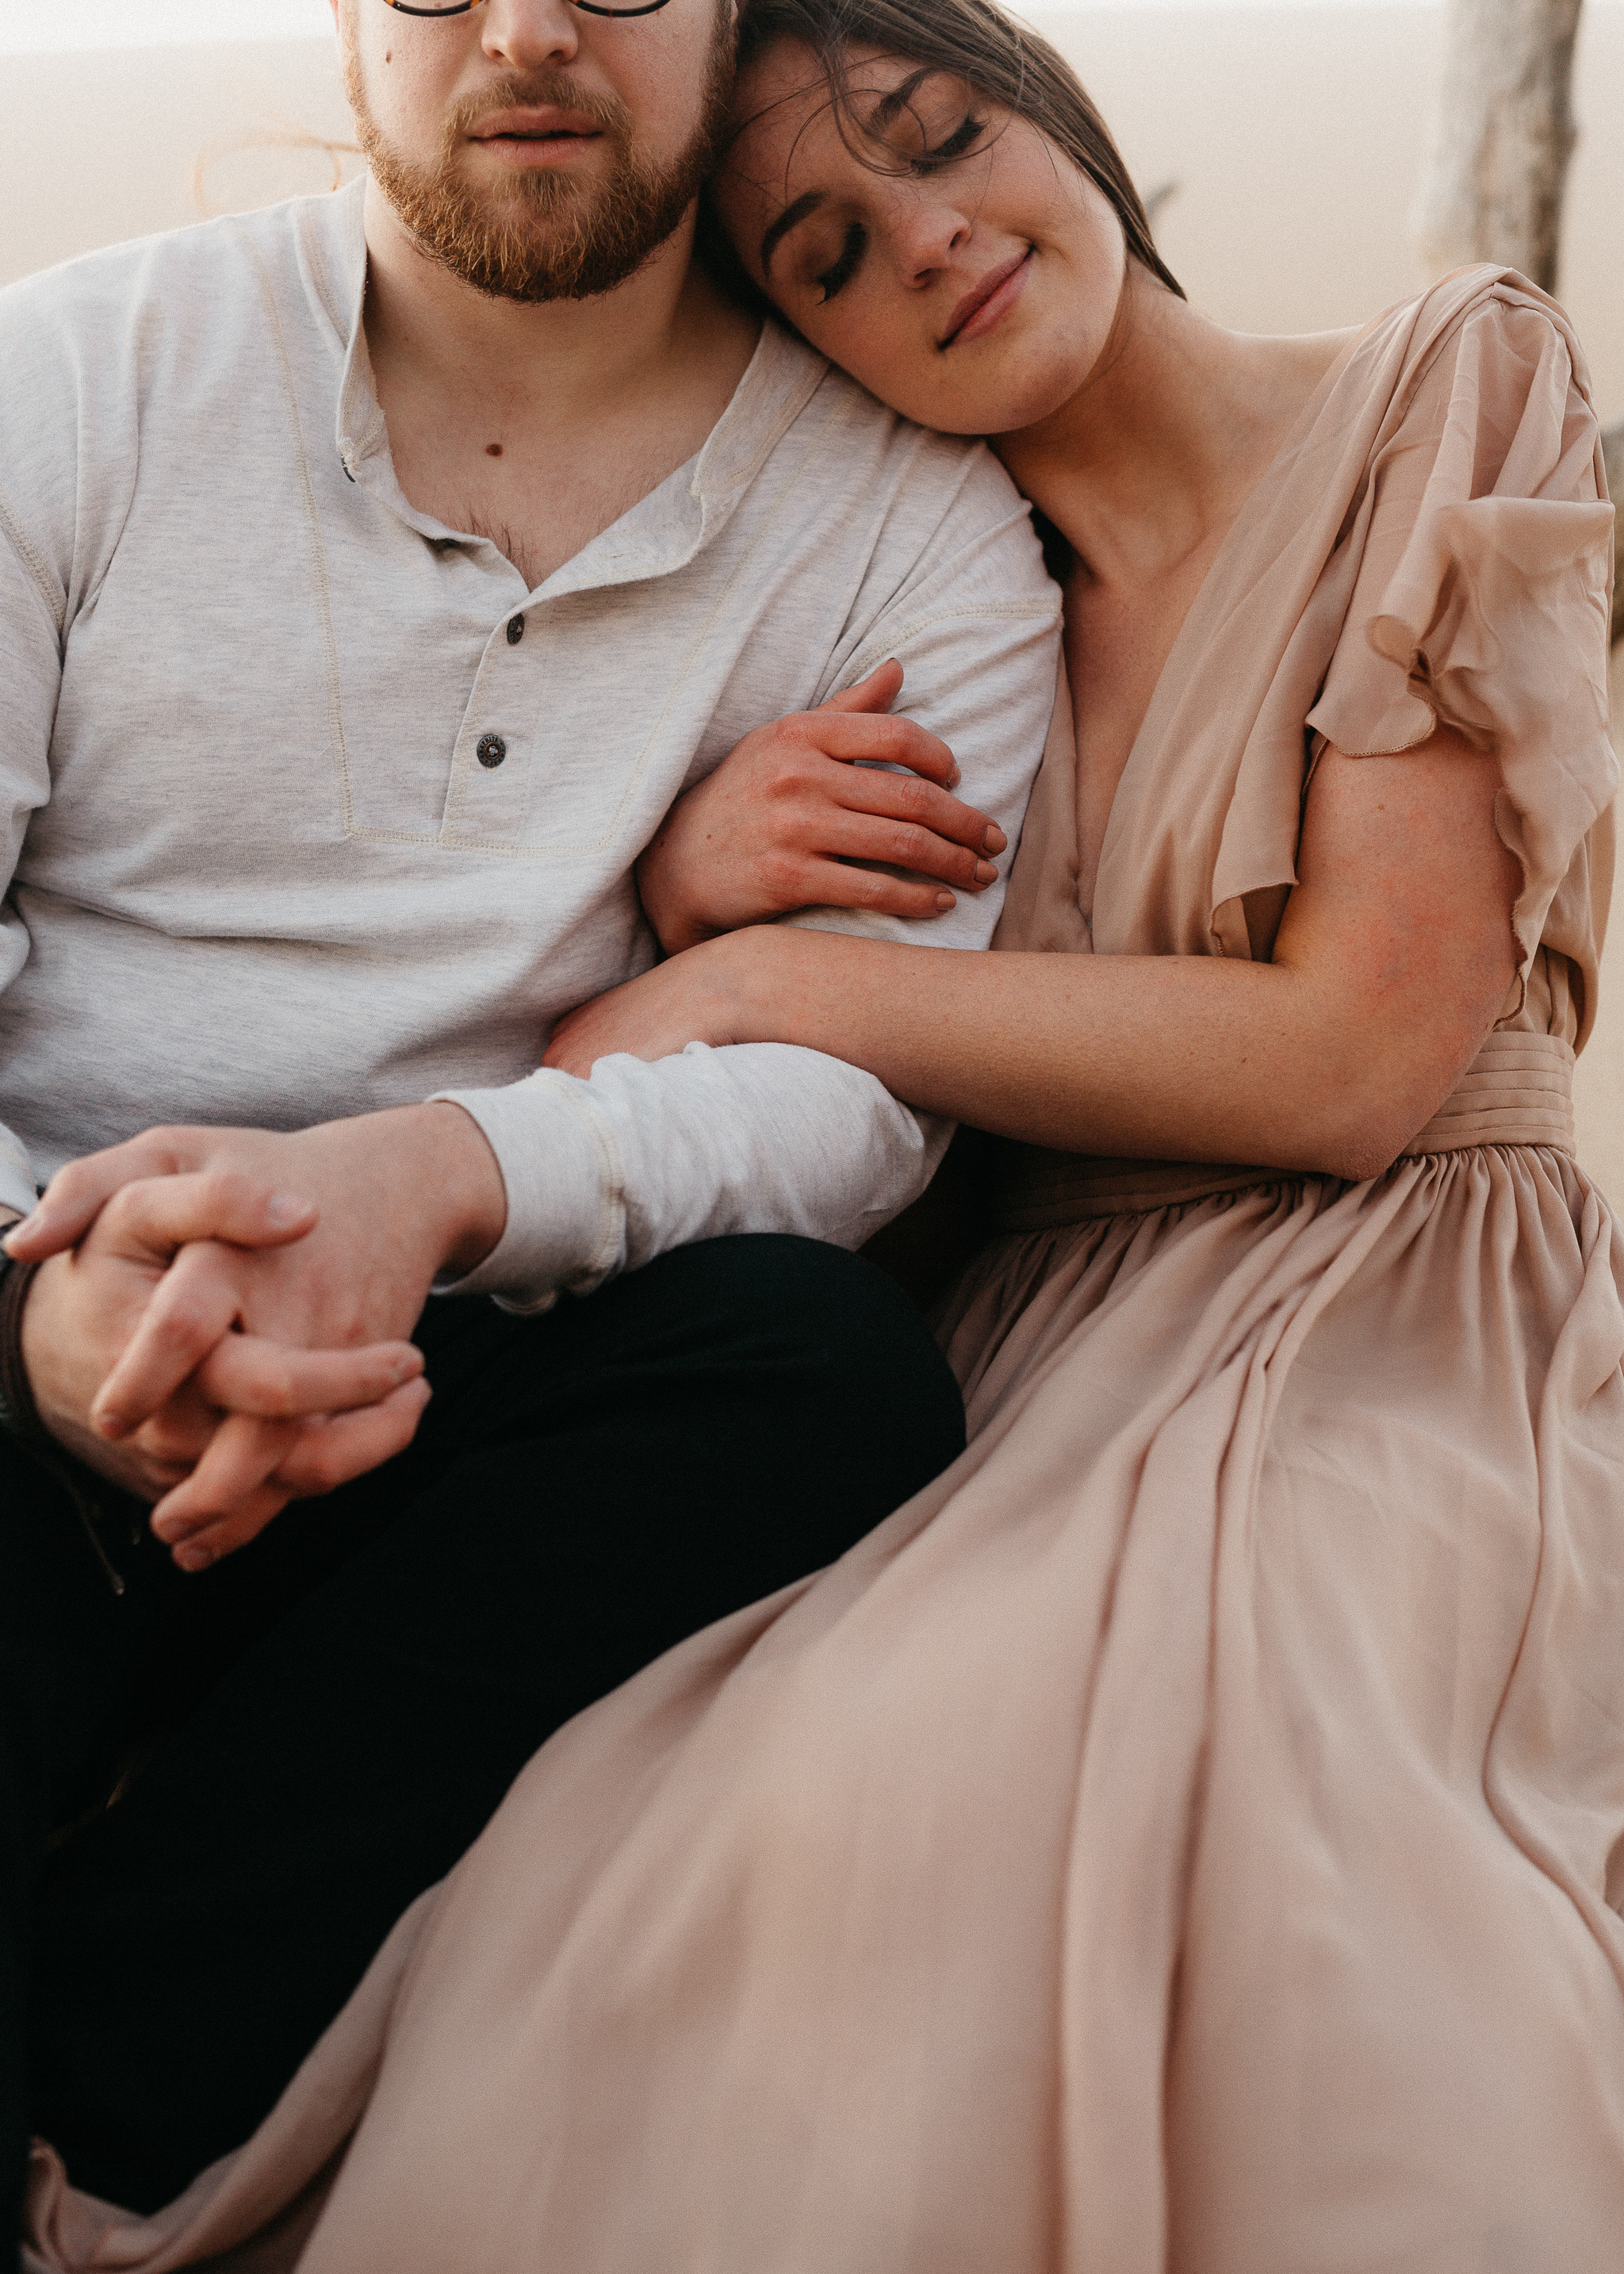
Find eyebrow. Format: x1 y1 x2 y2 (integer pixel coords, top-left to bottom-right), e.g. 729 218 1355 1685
867 67 933 133
760 190 825 277
758 67 944 275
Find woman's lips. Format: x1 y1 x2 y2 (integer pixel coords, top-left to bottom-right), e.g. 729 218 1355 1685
938 249 1032 350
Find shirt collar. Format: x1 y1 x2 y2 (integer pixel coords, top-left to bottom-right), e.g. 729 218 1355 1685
306 174 830 599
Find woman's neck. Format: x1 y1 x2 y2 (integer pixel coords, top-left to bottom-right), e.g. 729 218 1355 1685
993 265 1352 593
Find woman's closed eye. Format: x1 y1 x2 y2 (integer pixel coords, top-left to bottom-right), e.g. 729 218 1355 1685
910 112 987 172
805 109 989 302
814 221 868 301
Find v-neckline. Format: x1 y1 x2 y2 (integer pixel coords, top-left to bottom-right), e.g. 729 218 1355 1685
1080 322 1372 919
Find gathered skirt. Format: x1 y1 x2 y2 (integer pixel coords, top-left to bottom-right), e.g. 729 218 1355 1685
26 1144 1624 2274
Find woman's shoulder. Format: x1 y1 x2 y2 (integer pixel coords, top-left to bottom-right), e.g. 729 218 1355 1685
1337 266 1602 468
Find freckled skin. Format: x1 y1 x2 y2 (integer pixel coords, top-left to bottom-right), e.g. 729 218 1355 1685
713 43 1130 439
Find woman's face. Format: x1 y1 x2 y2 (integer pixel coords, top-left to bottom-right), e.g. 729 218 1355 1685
712 41 1128 435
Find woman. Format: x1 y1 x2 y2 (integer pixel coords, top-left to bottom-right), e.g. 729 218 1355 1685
25 1 1622 2267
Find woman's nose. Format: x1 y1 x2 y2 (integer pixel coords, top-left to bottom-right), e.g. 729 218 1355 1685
480 0 582 70
891 194 972 286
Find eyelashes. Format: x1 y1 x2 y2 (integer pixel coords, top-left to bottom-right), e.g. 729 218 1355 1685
814 222 867 302
913 113 986 171
808 111 989 303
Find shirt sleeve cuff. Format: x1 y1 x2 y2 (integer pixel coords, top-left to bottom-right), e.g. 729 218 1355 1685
0 1128 38 1224
429 1069 626 1313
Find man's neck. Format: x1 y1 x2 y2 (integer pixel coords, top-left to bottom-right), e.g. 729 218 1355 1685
360 179 760 590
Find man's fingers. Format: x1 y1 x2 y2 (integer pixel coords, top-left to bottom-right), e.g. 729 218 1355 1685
89 1244 247 1439
152 1377 433 1570
149 1412 301 1563
2 1133 197 1260
95 1172 318 1266
150 1375 431 1570
271 1377 432 1498
193 1332 425 1420
814 658 904 718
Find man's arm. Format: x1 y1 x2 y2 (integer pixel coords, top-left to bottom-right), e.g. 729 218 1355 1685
11 474 1056 1560
0 516 435 1517
0 491 62 1223
437 474 1060 1308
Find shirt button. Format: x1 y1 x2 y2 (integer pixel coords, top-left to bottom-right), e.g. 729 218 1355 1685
506 614 525 646
477 733 507 769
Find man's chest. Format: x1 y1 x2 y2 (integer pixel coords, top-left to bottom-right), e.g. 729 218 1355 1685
37 454 860 884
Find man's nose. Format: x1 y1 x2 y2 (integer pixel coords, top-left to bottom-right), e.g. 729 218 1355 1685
479 0 583 69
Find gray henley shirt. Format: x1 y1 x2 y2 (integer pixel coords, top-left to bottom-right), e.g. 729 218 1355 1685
0 178 1059 1309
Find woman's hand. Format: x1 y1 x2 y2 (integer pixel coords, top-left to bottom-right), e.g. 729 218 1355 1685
544 934 772 1077
635 660 1007 954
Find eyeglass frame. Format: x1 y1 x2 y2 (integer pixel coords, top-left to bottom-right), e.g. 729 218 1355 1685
381 0 676 19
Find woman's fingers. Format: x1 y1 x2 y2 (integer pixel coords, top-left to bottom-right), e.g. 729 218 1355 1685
814 658 906 718
823 798 1002 889
834 763 1005 857
193 1331 425 1419
810 709 965 790
787 857 970 922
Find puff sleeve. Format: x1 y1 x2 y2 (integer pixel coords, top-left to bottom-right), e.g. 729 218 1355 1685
1306 283 1617 1030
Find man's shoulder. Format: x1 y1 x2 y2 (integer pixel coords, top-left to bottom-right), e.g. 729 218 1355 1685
740 322 1040 558
0 187 355 369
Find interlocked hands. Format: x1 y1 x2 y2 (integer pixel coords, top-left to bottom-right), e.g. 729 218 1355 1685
4 1103 506 1570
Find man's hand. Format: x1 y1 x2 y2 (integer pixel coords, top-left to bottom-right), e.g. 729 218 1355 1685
6 1102 507 1568
19 1180 431 1511
634 661 1006 955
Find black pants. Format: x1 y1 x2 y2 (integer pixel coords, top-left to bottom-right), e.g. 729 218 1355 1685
2 1236 964 2245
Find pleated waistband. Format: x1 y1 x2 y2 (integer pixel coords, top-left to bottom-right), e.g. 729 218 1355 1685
988 1029 1576 1231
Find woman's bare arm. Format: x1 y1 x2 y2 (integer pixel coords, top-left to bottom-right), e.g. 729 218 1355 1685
550 728 1520 1185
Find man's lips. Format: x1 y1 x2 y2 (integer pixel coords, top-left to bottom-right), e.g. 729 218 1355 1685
469 108 603 146
938 249 1032 350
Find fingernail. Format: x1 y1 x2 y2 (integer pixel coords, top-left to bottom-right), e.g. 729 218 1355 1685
975 861 998 884
266 1189 313 1228
391 1352 423 1383
934 892 956 912
174 1542 214 1572
984 826 1007 853
948 767 961 788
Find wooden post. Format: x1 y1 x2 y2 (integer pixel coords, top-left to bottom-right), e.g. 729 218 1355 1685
1412 0 1584 293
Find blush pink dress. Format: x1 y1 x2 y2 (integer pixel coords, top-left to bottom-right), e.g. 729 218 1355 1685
25 267 1624 2274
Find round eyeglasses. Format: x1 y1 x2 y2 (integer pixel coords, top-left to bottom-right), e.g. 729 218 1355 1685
382 0 674 17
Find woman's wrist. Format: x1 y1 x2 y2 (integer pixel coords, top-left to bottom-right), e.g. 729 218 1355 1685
701 922 806 1048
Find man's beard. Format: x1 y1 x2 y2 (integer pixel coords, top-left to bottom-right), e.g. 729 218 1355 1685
346 42 733 304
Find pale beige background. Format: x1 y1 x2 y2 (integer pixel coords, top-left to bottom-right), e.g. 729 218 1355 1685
0 10 1618 1193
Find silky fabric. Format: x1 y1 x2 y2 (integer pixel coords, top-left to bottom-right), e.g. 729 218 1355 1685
24 267 1624 2273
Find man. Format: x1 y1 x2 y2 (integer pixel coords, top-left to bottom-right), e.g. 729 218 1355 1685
0 0 1058 2238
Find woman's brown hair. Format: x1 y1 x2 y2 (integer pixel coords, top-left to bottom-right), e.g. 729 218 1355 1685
701 0 1184 305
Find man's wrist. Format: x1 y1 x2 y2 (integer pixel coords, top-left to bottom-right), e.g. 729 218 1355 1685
397 1101 508 1279
0 1247 47 1446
